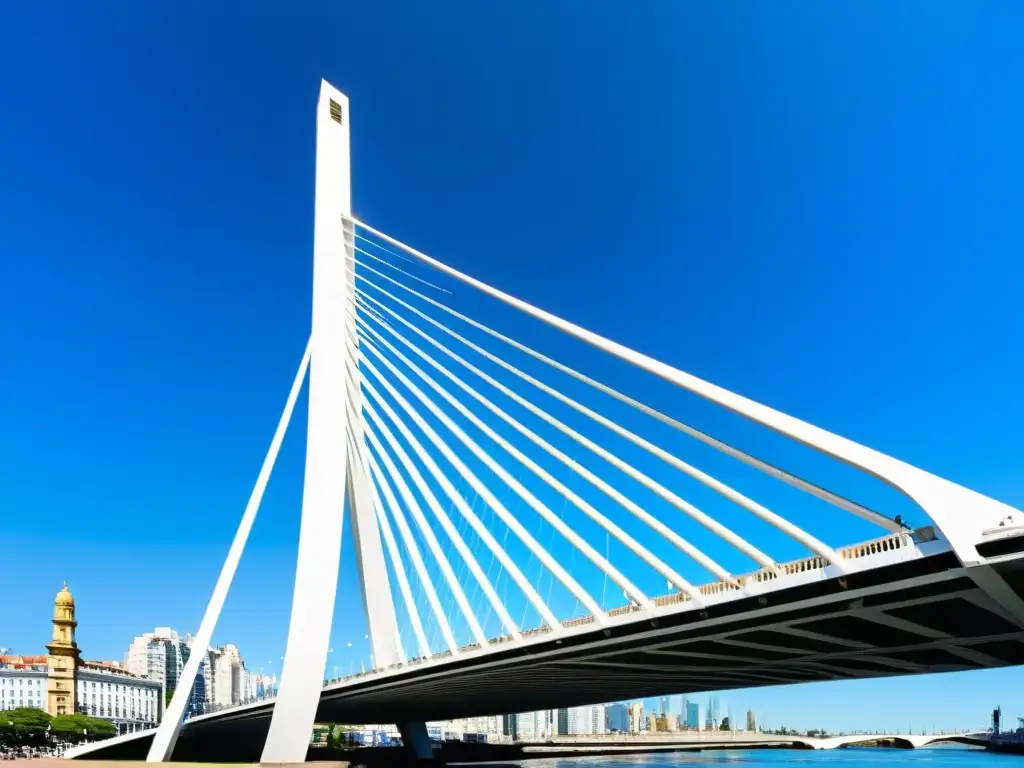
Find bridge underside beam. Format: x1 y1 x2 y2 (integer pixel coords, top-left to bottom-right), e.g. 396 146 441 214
69 553 1024 762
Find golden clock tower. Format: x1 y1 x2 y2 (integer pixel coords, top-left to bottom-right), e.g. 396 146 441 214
45 582 80 716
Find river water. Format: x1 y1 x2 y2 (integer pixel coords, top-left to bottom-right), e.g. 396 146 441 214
500 746 1019 768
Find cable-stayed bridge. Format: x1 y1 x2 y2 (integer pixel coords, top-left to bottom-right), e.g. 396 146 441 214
69 80 1024 763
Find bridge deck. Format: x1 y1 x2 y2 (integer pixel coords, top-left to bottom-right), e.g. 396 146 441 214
70 541 1024 762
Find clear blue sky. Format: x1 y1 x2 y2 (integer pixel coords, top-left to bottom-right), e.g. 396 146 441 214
2 1 1024 733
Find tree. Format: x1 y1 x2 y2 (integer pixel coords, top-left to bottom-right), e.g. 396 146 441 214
165 689 175 708
1 709 55 752
0 708 52 731
51 714 115 738
720 717 730 731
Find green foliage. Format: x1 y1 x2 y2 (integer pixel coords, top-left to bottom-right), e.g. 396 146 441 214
0 707 52 730
165 688 174 707
320 723 356 749
720 716 731 731
50 714 115 736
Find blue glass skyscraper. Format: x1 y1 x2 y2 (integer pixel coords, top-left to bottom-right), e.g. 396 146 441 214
686 701 701 730
606 703 629 732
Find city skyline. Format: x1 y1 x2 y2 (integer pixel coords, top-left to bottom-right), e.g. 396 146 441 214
3 583 264 712
3 0 1024 737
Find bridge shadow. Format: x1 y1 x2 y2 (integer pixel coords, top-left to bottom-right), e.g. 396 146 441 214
831 734 987 750
930 736 990 747
837 738 916 750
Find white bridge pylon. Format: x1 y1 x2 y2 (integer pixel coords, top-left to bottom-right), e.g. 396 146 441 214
146 80 1024 763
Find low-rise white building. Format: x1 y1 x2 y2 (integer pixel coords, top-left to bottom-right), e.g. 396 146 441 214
76 661 161 732
3 584 162 735
0 655 48 711
0 654 160 734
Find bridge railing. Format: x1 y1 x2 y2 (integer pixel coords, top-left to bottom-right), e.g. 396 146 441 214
186 527 942 732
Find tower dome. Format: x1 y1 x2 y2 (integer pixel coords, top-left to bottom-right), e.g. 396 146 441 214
55 581 74 607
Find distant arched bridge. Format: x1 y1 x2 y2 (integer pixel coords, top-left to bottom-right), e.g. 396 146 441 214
808 731 987 749
525 730 989 752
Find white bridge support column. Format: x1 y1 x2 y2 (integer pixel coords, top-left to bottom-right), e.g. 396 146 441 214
261 80 358 763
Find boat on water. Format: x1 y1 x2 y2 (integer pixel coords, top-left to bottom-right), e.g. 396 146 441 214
986 707 1024 755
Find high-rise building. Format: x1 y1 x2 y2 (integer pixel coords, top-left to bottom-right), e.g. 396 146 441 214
556 708 569 736
563 704 606 735
515 709 550 740
747 709 757 733
463 715 500 735
211 644 249 708
187 636 219 710
706 695 721 730
124 627 207 715
606 703 629 732
686 701 702 731
669 694 686 723
502 713 518 737
567 706 590 735
628 701 644 733
659 695 670 715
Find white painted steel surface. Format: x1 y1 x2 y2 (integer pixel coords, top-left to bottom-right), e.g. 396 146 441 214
261 80 353 764
145 343 311 762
